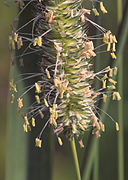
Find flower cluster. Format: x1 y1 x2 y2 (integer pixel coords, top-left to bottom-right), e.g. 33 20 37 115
9 0 120 148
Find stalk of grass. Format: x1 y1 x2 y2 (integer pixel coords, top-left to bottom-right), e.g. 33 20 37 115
81 5 128 179
117 0 124 180
70 138 81 180
93 140 99 180
81 137 97 180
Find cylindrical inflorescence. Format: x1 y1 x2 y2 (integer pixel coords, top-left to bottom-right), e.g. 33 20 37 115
9 0 120 147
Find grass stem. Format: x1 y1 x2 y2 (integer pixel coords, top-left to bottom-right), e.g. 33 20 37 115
117 1 124 180
70 137 81 180
93 140 99 180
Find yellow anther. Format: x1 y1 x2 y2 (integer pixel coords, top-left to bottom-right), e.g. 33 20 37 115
49 115 53 124
109 34 113 43
39 110 44 119
55 111 58 119
107 85 116 90
113 67 118 76
78 123 85 131
112 92 116 100
105 66 111 71
116 122 119 131
107 43 111 51
14 32 18 42
17 98 23 109
102 80 106 89
58 137 63 146
32 117 35 127
92 92 101 100
100 2 107 14
10 94 15 103
87 49 96 57
81 8 91 15
72 123 77 134
33 38 38 46
17 37 23 49
53 104 57 109
17 40 21 50
111 52 117 59
81 14 85 23
52 119 57 127
35 138 42 148
81 120 87 126
24 116 29 125
19 37 23 46
92 8 99 16
54 79 57 87
99 121 105 132
37 36 42 47
44 98 49 107
109 69 113 77
108 78 117 85
102 74 108 80
102 124 105 132
113 92 121 101
103 94 107 102
50 107 52 113
52 109 55 117
12 40 15 50
95 121 101 130
112 43 116 52
35 95 40 104
54 77 60 87
27 125 31 132
9 35 12 45
35 82 41 93
79 139 84 148
23 123 28 132
46 10 54 23
9 80 17 92
103 33 108 43
112 35 117 43
45 69 51 79
60 91 64 99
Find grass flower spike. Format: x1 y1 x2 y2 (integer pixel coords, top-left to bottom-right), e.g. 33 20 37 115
9 0 121 147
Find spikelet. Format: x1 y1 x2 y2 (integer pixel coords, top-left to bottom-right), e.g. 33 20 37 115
111 52 117 59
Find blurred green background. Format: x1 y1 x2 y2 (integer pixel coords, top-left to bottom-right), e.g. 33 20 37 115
0 1 16 180
0 0 128 180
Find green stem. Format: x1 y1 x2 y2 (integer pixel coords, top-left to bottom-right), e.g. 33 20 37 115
117 58 124 180
117 0 122 23
70 137 81 180
93 140 99 180
117 1 124 180
82 137 98 180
